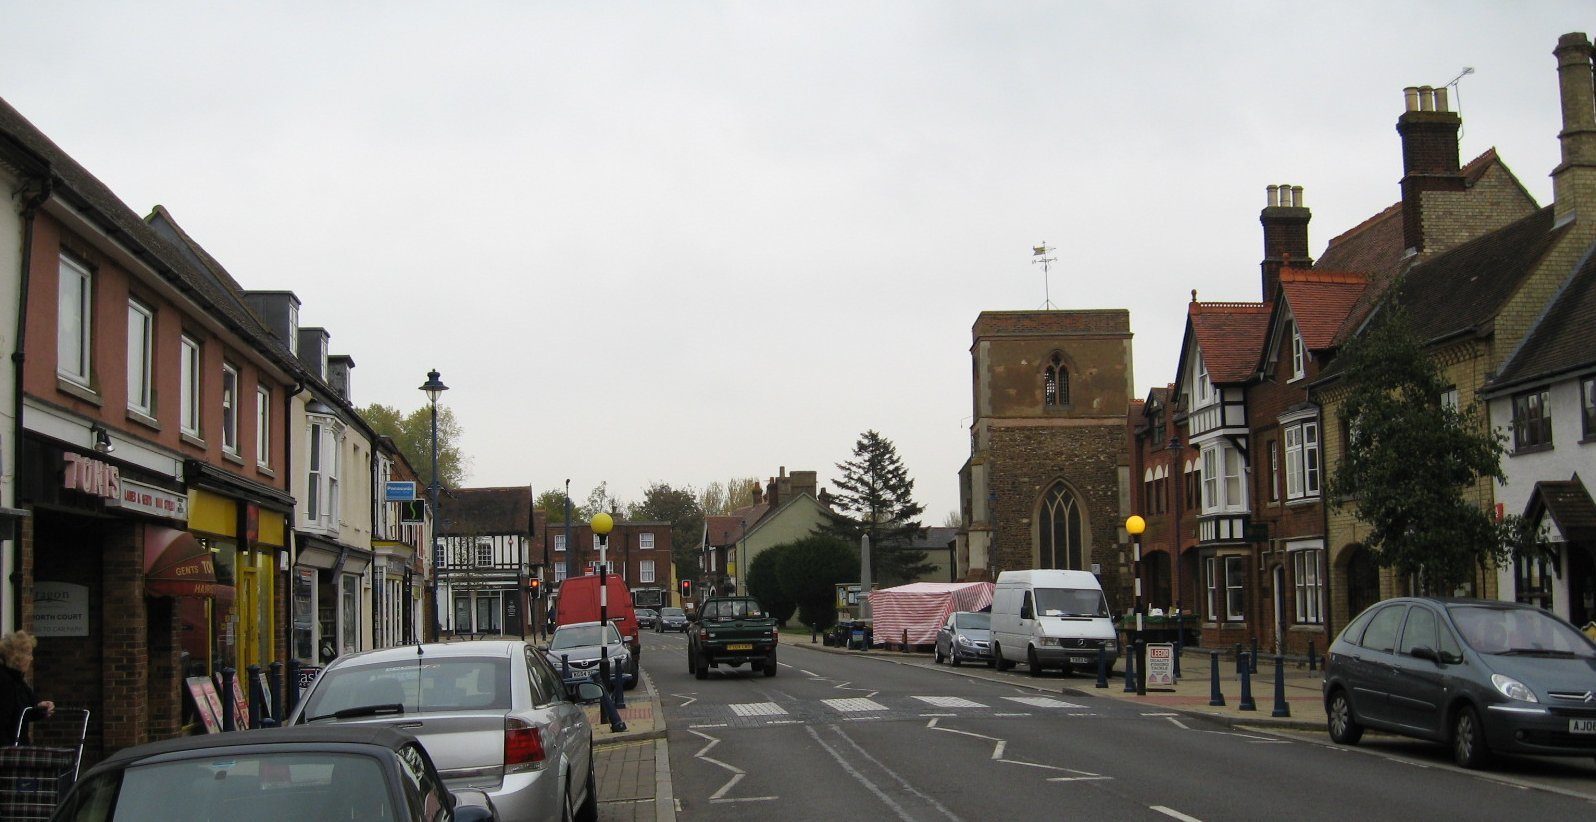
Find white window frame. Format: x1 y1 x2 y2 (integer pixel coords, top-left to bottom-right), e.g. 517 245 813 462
1285 425 1303 499
126 299 153 415
1441 387 1459 413
1268 441 1279 503
554 533 566 552
1224 556 1245 622
554 563 568 582
287 302 300 356
256 386 270 468
179 335 201 437
640 532 655 550
307 420 324 523
1289 321 1305 380
1292 548 1324 624
476 538 493 567
221 363 240 455
1205 557 1219 621
1201 447 1220 511
640 560 656 583
58 254 93 387
1194 351 1212 405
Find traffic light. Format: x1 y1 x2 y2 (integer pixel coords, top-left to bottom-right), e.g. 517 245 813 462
680 579 692 600
528 578 542 598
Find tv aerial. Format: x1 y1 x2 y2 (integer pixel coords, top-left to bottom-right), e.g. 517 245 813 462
1032 243 1058 310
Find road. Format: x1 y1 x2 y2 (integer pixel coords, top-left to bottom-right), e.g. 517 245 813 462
640 630 1596 821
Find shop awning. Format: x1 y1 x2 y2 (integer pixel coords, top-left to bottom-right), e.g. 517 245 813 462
144 525 233 599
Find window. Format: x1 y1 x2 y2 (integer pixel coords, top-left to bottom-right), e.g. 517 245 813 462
1039 482 1083 569
306 419 340 526
221 364 240 455
1205 557 1219 621
640 532 655 550
179 335 201 437
126 300 153 414
1224 447 1244 509
307 421 323 522
1289 321 1305 380
476 539 492 567
288 301 300 356
1044 353 1069 407
256 386 270 468
640 560 656 583
1441 387 1459 413
1194 351 1212 404
554 533 566 552
1582 375 1595 439
340 572 360 655
1184 461 1198 509
57 254 92 386
1202 448 1219 510
1515 554 1554 611
1398 607 1438 656
1267 440 1279 503
1512 389 1552 450
433 542 445 569
1224 556 1245 621
1284 422 1320 500
1359 605 1405 653
554 563 568 582
1292 548 1323 624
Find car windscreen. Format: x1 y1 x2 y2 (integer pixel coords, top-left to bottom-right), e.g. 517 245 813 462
551 624 620 649
301 657 511 719
1449 605 1596 658
107 752 394 820
1033 588 1109 618
955 613 991 630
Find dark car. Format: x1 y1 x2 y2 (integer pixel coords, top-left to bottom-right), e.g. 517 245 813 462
934 611 994 667
635 608 659 629
1323 597 1596 769
49 725 497 821
688 596 778 679
657 607 689 632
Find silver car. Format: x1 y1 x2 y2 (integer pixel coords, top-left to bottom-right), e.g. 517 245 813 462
547 622 636 690
288 640 603 820
934 611 994 667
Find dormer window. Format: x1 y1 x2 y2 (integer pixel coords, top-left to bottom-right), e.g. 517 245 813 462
1044 353 1069 407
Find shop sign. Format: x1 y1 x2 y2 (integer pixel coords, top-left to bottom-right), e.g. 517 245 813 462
32 581 89 637
1146 642 1176 687
108 478 189 521
62 452 120 500
385 481 418 502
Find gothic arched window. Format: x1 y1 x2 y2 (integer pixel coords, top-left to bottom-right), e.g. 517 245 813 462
1044 353 1070 407
1039 481 1084 570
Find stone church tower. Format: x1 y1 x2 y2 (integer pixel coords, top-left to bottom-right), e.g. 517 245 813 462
958 310 1134 605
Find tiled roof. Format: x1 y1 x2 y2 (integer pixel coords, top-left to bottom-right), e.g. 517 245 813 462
1189 301 1270 384
1488 249 1596 390
1526 477 1596 543
1396 206 1563 344
705 515 746 546
1278 269 1367 351
440 487 534 536
906 527 958 550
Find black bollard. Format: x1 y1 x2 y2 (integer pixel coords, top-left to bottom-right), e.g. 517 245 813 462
561 654 571 681
1135 639 1147 696
1123 643 1137 693
1238 654 1256 711
268 662 283 724
1094 646 1108 689
1271 654 1291 717
1173 614 1183 680
1250 637 1260 674
247 664 263 730
1234 643 1244 675
613 662 628 709
1307 639 1318 672
1208 651 1225 707
286 658 301 717
221 667 237 732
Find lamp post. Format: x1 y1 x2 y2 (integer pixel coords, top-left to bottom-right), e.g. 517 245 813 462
591 512 619 710
1126 514 1147 696
420 369 448 640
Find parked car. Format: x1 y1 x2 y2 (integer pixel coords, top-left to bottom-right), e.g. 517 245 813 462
287 640 604 820
547 621 638 690
556 574 642 680
1324 597 1596 769
935 611 994 667
636 608 659 629
657 607 690 633
50 725 498 821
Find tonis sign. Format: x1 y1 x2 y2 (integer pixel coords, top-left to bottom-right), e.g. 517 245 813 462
63 452 121 500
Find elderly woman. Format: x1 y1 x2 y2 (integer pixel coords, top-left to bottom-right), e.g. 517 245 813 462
0 630 54 744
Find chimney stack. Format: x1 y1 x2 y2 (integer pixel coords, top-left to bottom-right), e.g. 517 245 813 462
1552 32 1596 228
1397 84 1465 255
1260 183 1311 304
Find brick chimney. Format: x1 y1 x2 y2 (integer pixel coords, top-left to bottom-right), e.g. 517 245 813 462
1552 32 1596 228
1397 85 1465 255
1260 183 1311 304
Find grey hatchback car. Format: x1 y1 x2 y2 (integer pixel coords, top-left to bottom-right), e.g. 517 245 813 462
1323 597 1596 769
289 640 603 820
934 611 993 667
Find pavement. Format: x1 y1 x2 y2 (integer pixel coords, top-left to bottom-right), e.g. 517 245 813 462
583 628 1328 821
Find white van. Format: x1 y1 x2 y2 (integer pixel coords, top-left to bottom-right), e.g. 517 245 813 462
990 569 1117 675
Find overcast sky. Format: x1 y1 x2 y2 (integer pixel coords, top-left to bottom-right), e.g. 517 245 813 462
3 3 1589 521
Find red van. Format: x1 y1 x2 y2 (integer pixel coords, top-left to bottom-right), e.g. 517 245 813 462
555 574 641 677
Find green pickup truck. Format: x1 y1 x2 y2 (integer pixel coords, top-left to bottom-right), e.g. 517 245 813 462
688 596 779 679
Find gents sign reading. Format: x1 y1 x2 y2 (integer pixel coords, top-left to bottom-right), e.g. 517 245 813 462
62 452 120 500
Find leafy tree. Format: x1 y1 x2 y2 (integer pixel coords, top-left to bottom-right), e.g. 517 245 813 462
579 482 621 520
942 510 962 528
627 482 705 584
535 489 570 525
1327 307 1544 593
745 543 797 624
361 403 469 489
819 430 931 586
775 535 856 631
699 476 761 515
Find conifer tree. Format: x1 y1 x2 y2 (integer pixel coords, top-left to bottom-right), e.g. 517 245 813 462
819 430 932 586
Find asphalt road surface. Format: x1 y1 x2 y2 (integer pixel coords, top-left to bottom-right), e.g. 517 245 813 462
642 630 1596 821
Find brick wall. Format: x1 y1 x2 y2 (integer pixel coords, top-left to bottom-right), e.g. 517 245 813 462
101 522 148 755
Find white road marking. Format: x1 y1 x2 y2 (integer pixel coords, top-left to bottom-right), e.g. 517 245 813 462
865 691 879 699
689 728 777 804
1003 696 1087 709
730 702 788 717
803 725 926 822
919 713 958 718
823 697 888 712
993 712 1031 717
824 725 963 821
673 694 698 708
1165 717 1191 730
689 723 728 729
1151 806 1203 821
1047 776 1114 782
766 720 801 725
1142 712 1178 716
914 696 987 708
929 717 1108 779
799 669 818 677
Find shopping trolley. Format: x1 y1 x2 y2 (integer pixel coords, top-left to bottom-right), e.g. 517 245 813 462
0 707 90 820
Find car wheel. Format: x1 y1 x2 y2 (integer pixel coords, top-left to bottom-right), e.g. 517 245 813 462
993 643 1013 671
986 658 995 669
574 756 599 822
1326 689 1363 745
933 646 944 664
764 651 777 677
1453 705 1492 770
687 648 697 675
1027 646 1043 676
951 653 962 667
695 655 709 680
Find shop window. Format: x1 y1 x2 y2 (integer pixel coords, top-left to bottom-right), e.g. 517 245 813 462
1515 555 1554 611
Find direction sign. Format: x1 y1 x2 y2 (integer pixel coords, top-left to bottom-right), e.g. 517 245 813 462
385 481 418 502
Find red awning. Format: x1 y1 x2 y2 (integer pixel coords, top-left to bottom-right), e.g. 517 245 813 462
144 525 233 599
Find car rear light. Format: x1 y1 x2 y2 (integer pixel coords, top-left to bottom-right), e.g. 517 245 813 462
504 716 547 771
699 629 709 640
772 626 779 639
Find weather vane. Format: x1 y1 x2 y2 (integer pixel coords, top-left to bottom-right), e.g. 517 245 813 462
1032 243 1058 310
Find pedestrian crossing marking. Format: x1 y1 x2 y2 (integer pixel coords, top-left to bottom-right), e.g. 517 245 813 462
822 697 888 713
912 696 988 709
1003 696 1086 709
730 702 788 717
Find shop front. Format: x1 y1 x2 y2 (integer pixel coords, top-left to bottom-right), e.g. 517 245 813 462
294 535 372 664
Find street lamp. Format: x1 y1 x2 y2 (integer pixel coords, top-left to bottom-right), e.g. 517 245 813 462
420 369 448 639
591 511 625 731
1126 514 1147 696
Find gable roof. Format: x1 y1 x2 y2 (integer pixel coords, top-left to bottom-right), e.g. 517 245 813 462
1277 269 1368 351
1188 301 1270 384
440 487 533 536
1485 244 1596 393
1524 476 1596 544
705 515 747 547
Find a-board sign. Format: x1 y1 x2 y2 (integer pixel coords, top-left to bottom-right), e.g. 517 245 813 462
1146 642 1176 687
255 669 274 721
213 673 249 730
185 676 224 734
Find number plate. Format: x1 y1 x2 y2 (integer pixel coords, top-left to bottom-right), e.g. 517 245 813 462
1571 719 1596 734
727 643 753 651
